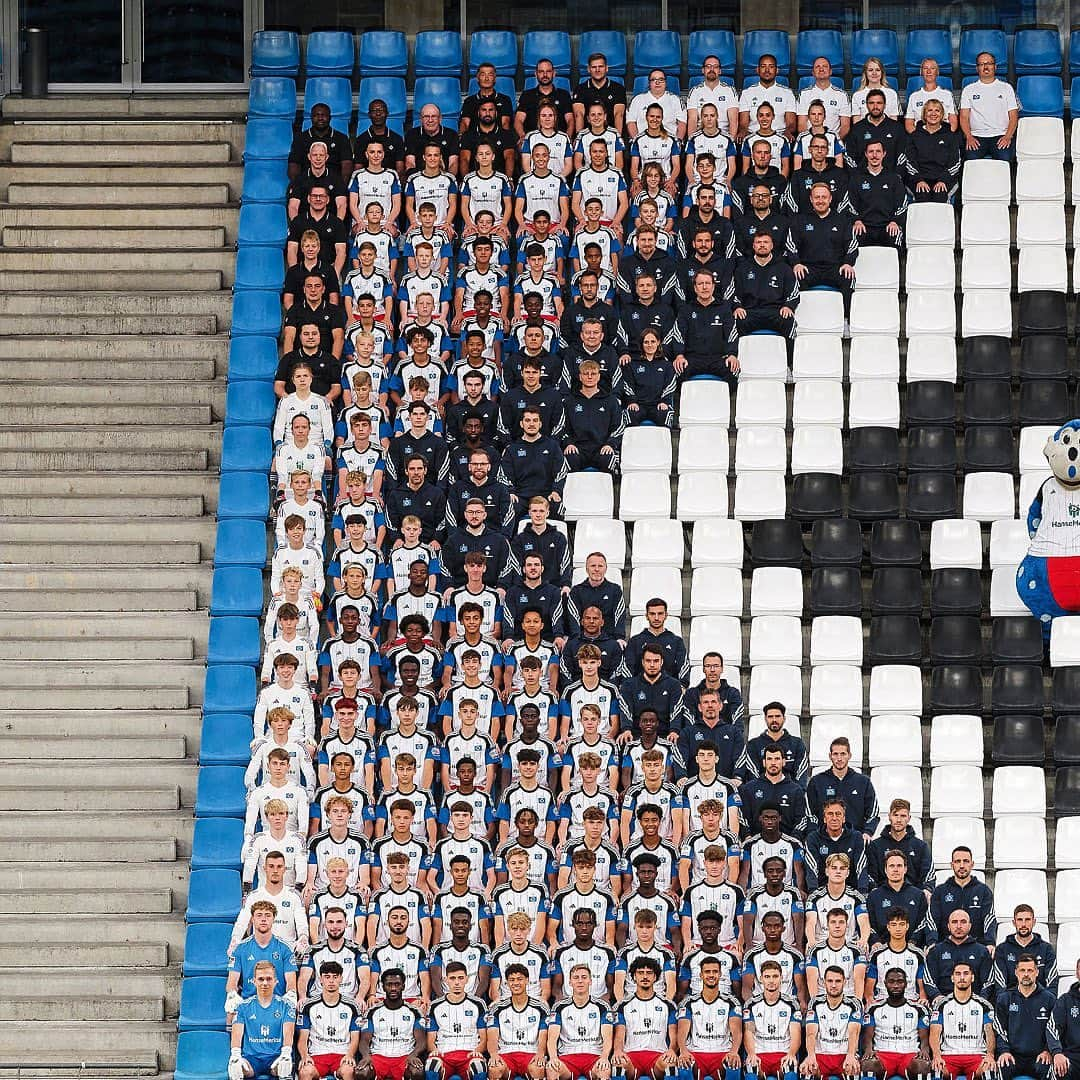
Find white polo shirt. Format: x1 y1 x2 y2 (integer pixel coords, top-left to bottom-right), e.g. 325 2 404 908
796 82 852 132
905 84 957 122
627 90 686 132
959 77 1019 136
686 80 740 134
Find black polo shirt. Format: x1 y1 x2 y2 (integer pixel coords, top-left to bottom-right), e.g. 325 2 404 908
460 123 517 156
286 167 350 214
283 300 346 353
287 210 348 262
405 124 460 165
515 86 574 131
460 90 515 127
288 126 353 173
282 260 340 300
274 348 343 397
572 78 627 127
354 125 406 169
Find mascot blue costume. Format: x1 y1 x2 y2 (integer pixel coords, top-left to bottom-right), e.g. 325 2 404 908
1018 419 1080 631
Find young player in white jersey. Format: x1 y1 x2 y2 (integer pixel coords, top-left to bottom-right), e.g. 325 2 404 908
427 962 488 1079
676 954 743 1080
486 964 549 1080
245 747 310 841
360 968 426 1080
862 968 930 1080
610 956 678 1080
243 798 308 890
802 965 863 1078
547 963 613 1080
742 959 802 1079
231 852 310 953
929 961 995 1080
298 960 362 1080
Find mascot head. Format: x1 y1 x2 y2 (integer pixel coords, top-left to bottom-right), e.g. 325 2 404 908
1045 420 1080 488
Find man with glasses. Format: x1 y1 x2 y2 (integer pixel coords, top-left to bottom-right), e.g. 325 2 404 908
959 51 1018 160
687 55 739 137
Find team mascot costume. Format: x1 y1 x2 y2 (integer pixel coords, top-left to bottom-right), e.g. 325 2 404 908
1018 419 1080 631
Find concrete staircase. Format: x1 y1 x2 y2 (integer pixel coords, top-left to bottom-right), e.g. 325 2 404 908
0 95 245 1078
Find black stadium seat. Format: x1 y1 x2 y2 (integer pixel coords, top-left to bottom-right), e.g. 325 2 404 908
991 663 1046 714
1055 767 1080 815
1020 380 1073 426
810 566 863 616
963 380 1013 426
905 382 956 427
929 664 984 713
789 473 844 522
1019 290 1069 336
1054 666 1080 713
869 519 922 567
750 519 804 567
848 427 900 472
1054 715 1080 765
992 714 1045 765
930 615 982 664
930 567 983 616
1019 335 1070 381
870 566 924 615
906 473 959 521
906 427 957 472
848 473 900 522
867 615 922 665
964 426 1015 472
963 335 1012 381
991 616 1045 664
810 518 863 567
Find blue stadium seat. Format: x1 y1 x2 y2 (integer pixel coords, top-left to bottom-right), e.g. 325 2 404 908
225 379 276 425
302 76 352 132
217 471 270 523
905 29 953 75
221 426 272 472
359 30 408 77
183 923 232 977
179 977 227 1031
631 75 681 95
230 291 282 338
467 76 517 100
1019 74 1065 116
413 76 463 122
240 160 289 203
213 520 269 569
960 28 1008 75
415 30 463 76
187 869 242 922
226 336 278 381
304 30 355 77
851 29 899 75
1071 31 1080 75
250 30 299 77
201 713 257 767
796 28 844 75
248 76 297 120
688 30 736 74
1014 27 1062 74
195 767 248 819
233 247 285 292
359 77 407 130
191 819 245 871
469 30 518 76
208 617 261 666
523 30 572 76
580 31 628 77
906 74 953 96
209 568 264 620
633 31 682 77
242 118 293 161
743 30 791 77
175 1030 231 1080
237 204 287 248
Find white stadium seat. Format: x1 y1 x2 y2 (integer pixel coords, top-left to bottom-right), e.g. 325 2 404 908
994 869 1049 922
961 203 1010 245
748 663 803 716
1019 426 1057 473
1019 246 1068 292
1016 116 1065 160
679 379 731 426
791 426 843 475
1054 869 1080 922
690 566 744 616
618 471 671 520
628 565 683 615
808 663 863 714
993 815 1049 870
792 335 843 380
796 290 845 335
868 713 922 767
678 424 730 473
849 292 900 336
1017 203 1066 245
810 714 864 769
1069 116 1080 159
930 519 983 570
929 714 985 767
735 380 787 427
906 202 956 246
848 336 900 381
962 290 1014 338
1051 615 1080 667
688 615 743 665
677 473 730 522
1056 925 1080 974
690 519 744 567
750 566 803 617
905 247 956 291
792 380 843 428
961 159 1011 202
1015 161 1066 202
733 471 786 521
563 471 614 519
630 519 682 567
1057 819 1080 869
905 289 957 336
572 517 627 568
809 616 863 665
1020 473 1047 518
992 766 1047 816
931 816 986 868
748 615 802 666
906 336 957 382
991 565 1031 616
620 426 672 472
990 520 1031 571
738 334 788 379
735 426 787 473
930 765 985 817
854 246 900 290
961 246 1012 291
868 665 923 715
963 472 1016 522
848 380 900 429
871 765 925 818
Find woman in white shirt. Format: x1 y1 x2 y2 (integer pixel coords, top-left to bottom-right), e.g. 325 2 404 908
850 57 901 120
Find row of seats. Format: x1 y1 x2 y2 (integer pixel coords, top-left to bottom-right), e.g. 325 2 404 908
251 27 1079 82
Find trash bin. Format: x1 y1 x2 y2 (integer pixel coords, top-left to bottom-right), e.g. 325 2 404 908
22 27 47 98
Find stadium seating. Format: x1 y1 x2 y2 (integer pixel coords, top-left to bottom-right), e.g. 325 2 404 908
742 29 791 76
523 30 572 75
796 29 844 75
304 30 355 77
688 30 736 73
414 30 464 76
851 28 899 73
250 30 299 76
468 30 519 75
358 30 408 77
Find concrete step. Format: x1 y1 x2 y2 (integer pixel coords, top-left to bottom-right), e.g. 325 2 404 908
0 403 213 425
6 358 218 382
0 541 202 565
0 996 166 1023
0 518 218 545
0 313 219 335
0 334 227 360
8 182 231 205
0 941 170 968
0 1018 177 1059
0 207 237 235
0 566 212 595
0 291 232 317
0 913 186 950
0 867 189 900
0 381 225 405
0 450 211 471
0 837 178 863
0 247 238 284
0 426 222 454
8 761 198 794
11 140 232 164
0 787 181 813
3 90 246 118
2 226 227 250
0 1052 161 1078
0 685 192 709
0 615 209 643
0 269 224 292
0 735 187 760
0 888 175 914
4 160 242 183
0 493 205 515
3 475 219 500
0 589 199 613
0 811 193 843
1 639 195 661
0 660 205 692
